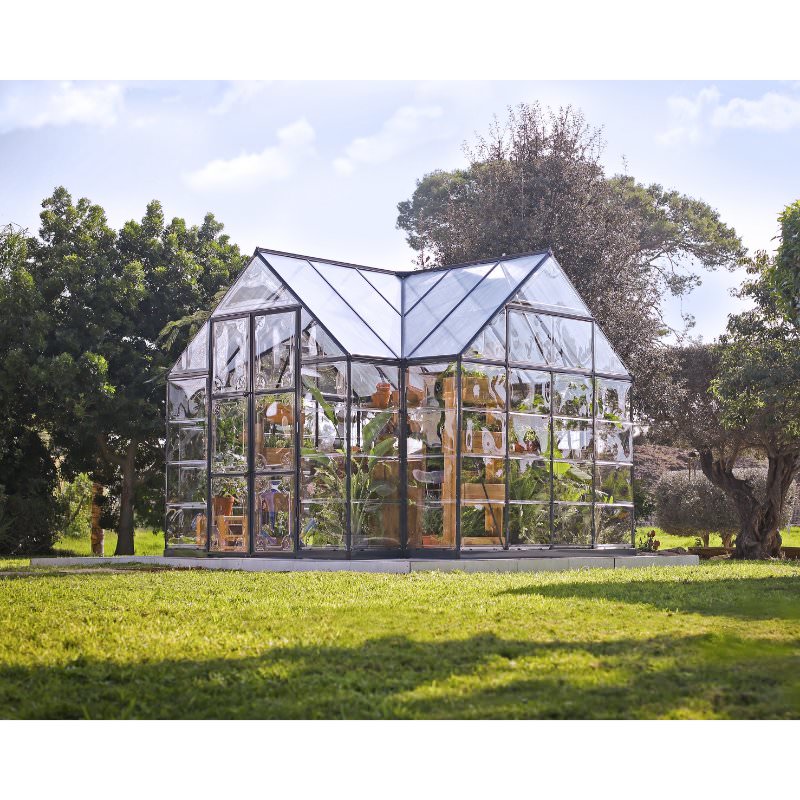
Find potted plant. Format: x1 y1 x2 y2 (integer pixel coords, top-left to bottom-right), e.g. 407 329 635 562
212 476 240 517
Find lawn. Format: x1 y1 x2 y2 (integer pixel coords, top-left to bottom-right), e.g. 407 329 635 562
636 525 800 550
1 560 799 718
52 528 164 557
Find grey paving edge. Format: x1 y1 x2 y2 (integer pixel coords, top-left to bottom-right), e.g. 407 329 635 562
30 554 699 573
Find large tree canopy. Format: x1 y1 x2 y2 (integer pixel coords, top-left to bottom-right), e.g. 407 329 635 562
396 103 744 411
0 188 246 555
650 202 800 558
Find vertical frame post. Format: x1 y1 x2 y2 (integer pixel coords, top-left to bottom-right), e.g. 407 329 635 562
504 311 510 550
205 319 213 553
399 362 408 554
293 308 302 556
248 313 256 555
591 321 597 548
455 357 462 556
345 357 352 556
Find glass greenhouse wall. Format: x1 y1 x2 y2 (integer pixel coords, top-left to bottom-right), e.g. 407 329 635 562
166 248 633 557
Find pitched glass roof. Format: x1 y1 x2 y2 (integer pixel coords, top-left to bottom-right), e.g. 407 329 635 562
170 247 629 377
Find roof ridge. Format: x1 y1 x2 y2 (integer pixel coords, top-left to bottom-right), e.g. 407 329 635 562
255 246 553 277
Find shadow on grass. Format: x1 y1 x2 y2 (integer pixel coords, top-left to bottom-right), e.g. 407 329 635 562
499 573 800 621
1 631 798 719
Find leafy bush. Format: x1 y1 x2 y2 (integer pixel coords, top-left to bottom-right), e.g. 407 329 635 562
654 468 797 547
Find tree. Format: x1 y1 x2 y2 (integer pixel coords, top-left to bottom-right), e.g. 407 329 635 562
24 189 246 555
650 202 800 559
0 224 64 554
396 103 744 413
769 199 800 326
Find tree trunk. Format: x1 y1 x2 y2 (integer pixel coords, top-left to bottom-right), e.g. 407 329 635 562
699 450 798 560
90 482 104 556
114 443 137 556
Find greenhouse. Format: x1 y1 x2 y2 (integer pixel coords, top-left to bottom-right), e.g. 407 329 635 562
166 247 634 558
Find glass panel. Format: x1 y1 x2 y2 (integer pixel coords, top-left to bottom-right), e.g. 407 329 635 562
359 269 402 313
300 500 345 549
350 362 400 404
509 369 550 414
595 421 634 464
508 457 551 502
552 460 593 503
167 465 206 504
461 456 505 494
168 377 206 420
403 263 497 356
300 311 345 360
214 256 294 316
553 374 593 418
212 317 248 394
595 505 633 545
463 311 505 361
596 378 631 421
551 317 592 370
254 393 296 472
300 454 346 501
513 255 590 315
508 503 550 546
210 476 248 552
594 325 628 376
254 311 295 391
553 417 593 461
405 362 457 410
403 269 446 309
509 414 550 458
165 505 206 548
170 321 208 375
405 363 458 549
460 504 504 547
167 423 206 463
351 502 401 550
461 364 507 410
508 310 552 365
407 498 457 549
264 253 394 358
311 261 402 356
253 475 294 552
413 256 546 359
352 456 401 503
211 398 248 473
553 503 592 546
595 464 634 505
462 409 505 458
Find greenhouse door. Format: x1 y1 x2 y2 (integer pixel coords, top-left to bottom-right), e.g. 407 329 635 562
208 309 300 555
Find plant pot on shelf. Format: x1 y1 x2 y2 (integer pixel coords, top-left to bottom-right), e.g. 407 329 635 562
371 383 391 408
213 495 235 517
263 447 292 469
407 385 424 407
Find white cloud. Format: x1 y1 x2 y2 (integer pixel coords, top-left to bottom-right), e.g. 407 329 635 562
712 91 800 131
658 86 800 145
210 81 272 115
184 118 315 191
0 81 123 134
333 105 444 175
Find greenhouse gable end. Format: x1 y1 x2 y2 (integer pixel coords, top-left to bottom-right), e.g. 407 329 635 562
166 248 633 558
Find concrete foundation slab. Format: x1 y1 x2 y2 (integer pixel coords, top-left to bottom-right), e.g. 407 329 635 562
30 553 699 573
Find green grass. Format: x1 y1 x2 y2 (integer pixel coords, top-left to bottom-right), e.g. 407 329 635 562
52 528 164 557
637 525 800 550
1 560 799 718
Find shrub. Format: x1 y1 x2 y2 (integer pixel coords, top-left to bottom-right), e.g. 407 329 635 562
654 468 797 547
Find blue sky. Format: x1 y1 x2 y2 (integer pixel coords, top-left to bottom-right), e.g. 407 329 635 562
1 80 799 341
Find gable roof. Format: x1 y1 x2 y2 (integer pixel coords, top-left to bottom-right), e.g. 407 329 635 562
170 247 629 375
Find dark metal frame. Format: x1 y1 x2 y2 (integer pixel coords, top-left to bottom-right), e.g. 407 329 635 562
166 247 634 558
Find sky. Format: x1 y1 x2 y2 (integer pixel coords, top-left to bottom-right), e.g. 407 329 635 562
1 79 799 342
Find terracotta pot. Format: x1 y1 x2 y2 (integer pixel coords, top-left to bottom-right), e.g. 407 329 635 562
213 495 235 517
371 390 391 409
407 385 424 407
